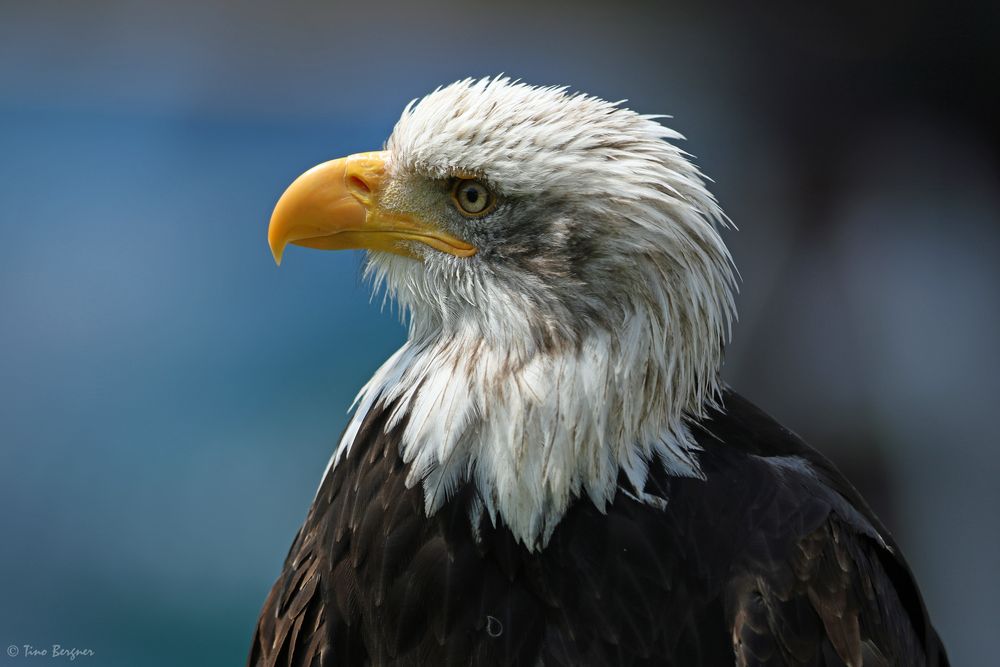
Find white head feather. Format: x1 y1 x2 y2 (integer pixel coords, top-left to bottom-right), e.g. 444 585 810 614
328 77 737 549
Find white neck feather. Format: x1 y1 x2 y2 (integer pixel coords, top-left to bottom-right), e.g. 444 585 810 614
327 307 711 551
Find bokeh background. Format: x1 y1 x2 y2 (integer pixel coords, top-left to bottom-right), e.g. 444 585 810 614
1 1 997 664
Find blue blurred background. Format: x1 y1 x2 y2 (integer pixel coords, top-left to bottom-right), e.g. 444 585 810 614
1 1 997 664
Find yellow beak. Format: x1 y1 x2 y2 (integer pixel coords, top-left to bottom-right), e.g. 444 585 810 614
267 151 477 265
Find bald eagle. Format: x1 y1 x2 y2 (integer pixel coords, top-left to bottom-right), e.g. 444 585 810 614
249 78 948 667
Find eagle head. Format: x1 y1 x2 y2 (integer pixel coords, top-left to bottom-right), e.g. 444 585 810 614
268 77 737 547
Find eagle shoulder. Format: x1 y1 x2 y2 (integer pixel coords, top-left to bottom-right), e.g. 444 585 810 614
246 523 329 667
699 391 950 667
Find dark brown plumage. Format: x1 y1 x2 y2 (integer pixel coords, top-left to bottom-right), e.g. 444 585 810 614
247 390 948 666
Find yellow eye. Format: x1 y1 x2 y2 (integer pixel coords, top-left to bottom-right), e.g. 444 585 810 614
451 179 495 216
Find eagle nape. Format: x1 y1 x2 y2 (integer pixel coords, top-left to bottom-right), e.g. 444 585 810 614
248 77 949 667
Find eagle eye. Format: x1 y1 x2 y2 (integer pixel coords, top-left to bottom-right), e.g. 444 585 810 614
451 179 495 217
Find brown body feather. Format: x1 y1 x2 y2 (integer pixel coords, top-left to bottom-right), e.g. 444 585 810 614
248 391 948 667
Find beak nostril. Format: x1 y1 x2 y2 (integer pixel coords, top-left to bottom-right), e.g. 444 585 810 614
348 175 371 195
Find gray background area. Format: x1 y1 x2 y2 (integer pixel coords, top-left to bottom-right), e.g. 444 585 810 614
1 1 997 664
